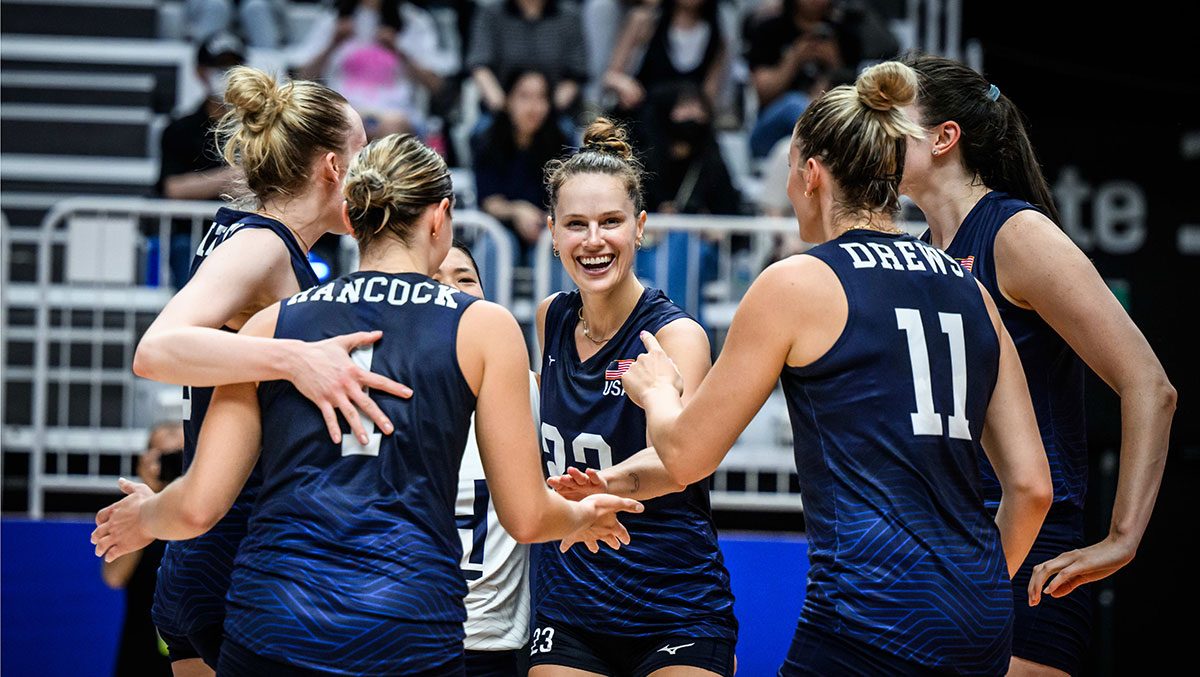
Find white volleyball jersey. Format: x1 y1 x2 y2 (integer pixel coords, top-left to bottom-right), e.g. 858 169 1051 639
455 372 537 651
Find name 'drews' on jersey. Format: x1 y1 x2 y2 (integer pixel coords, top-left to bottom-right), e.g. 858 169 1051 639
837 237 967 276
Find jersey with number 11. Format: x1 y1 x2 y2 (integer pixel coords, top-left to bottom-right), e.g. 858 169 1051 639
783 231 1011 674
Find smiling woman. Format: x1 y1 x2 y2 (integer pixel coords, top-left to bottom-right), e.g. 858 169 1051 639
531 118 738 677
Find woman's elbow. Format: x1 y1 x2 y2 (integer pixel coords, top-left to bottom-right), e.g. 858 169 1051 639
1158 377 1179 414
503 515 544 545
178 501 224 537
132 337 164 380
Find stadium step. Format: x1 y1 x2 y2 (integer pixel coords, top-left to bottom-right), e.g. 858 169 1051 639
1 70 157 109
1 36 193 114
0 155 158 196
0 0 158 40
1 103 163 158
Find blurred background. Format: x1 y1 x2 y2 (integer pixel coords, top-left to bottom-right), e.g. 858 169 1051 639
0 0 1194 675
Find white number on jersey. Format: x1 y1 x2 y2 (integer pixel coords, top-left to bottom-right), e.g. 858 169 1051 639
341 345 382 456
895 308 971 440
540 424 613 476
529 627 555 655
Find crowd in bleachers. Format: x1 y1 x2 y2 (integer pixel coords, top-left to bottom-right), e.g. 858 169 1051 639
161 0 905 280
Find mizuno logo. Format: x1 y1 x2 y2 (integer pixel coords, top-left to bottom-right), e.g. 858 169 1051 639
657 643 695 655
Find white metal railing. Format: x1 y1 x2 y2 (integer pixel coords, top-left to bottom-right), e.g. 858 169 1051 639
7 198 926 515
9 198 513 516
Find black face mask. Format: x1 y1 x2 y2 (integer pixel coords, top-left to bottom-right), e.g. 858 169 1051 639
670 119 709 146
158 450 184 484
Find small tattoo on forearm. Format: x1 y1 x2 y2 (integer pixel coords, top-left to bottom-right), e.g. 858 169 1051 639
629 472 641 494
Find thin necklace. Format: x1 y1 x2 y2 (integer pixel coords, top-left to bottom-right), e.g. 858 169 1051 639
578 307 615 345
837 221 904 236
258 209 311 251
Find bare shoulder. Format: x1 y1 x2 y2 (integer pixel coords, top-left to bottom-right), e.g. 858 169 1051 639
754 254 842 309
997 208 1077 253
655 316 710 356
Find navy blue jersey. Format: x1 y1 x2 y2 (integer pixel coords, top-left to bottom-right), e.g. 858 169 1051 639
223 272 478 675
536 288 737 640
924 191 1087 513
153 207 317 635
783 231 1011 673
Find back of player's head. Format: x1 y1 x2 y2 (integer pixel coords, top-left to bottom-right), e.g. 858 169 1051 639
343 133 453 253
545 117 645 216
792 61 922 219
217 66 352 203
900 52 1060 223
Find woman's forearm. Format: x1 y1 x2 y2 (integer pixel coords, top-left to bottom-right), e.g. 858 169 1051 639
1108 375 1176 547
598 447 687 501
134 327 300 386
994 486 1051 578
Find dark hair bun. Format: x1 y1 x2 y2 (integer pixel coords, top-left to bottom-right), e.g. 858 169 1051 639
581 117 634 161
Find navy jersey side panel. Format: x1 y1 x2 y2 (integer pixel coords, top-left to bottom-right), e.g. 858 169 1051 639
784 232 1010 672
932 191 1088 513
153 208 318 635
535 288 737 640
224 272 477 674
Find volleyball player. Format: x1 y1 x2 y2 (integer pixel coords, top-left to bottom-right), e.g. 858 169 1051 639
898 53 1176 675
93 133 642 675
529 118 737 677
129 66 414 673
620 62 1053 674
435 242 535 676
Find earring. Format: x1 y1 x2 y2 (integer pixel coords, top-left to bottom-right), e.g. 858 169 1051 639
553 247 560 258
804 190 813 198
635 236 644 251
932 149 940 156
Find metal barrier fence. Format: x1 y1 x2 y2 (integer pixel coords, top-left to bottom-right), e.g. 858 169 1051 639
5 199 923 516
4 199 512 516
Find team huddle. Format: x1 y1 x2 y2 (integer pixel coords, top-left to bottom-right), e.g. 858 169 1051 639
90 55 1174 677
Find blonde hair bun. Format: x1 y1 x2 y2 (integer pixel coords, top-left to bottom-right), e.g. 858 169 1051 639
856 61 919 113
222 66 293 134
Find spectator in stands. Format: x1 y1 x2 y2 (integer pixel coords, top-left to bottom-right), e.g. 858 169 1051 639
745 0 897 157
294 0 457 140
582 0 643 104
467 0 588 118
103 422 184 677
185 0 284 48
643 83 740 215
604 0 728 120
639 83 736 310
472 70 568 259
157 32 245 201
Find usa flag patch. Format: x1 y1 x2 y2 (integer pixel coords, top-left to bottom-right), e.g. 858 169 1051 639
605 359 634 381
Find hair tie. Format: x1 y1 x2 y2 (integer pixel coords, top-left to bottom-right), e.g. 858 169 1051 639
583 141 619 157
986 84 1001 102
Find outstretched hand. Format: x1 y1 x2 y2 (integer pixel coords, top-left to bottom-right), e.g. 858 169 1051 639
1027 536 1136 605
547 467 609 501
620 331 683 409
290 331 414 445
91 478 155 563
560 494 643 554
